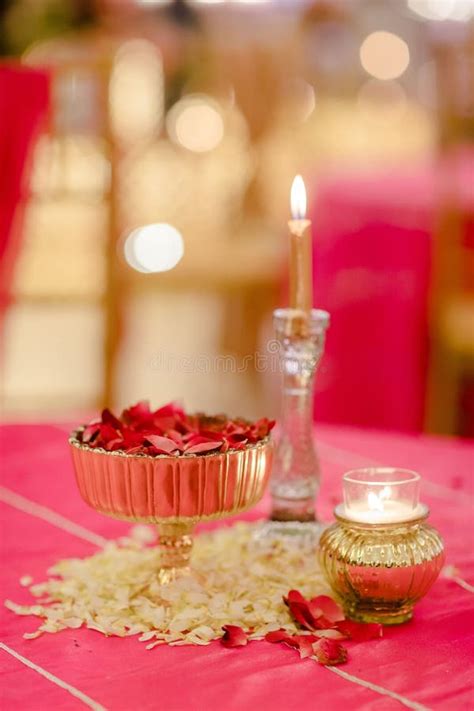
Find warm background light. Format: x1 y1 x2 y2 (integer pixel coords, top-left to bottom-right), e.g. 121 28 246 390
110 39 163 144
360 31 410 81
357 79 408 123
124 224 184 273
408 0 474 21
166 95 224 153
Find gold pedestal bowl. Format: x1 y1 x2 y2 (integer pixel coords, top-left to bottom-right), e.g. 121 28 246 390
70 429 273 584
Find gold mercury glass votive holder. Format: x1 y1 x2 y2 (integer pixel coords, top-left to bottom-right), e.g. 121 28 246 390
69 424 273 584
319 468 445 625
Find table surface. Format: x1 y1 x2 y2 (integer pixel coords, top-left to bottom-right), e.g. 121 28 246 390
1 423 473 711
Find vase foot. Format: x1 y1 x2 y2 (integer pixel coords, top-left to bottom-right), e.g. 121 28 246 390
157 565 192 586
345 604 413 625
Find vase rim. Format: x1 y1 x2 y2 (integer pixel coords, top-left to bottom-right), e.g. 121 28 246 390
69 427 271 461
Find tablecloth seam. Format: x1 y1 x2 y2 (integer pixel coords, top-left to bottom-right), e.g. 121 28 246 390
0 642 107 711
0 486 108 547
327 666 431 711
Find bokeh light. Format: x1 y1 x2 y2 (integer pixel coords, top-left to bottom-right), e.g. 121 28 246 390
166 95 224 153
124 224 184 273
408 0 474 21
360 31 410 81
110 39 163 144
292 78 316 122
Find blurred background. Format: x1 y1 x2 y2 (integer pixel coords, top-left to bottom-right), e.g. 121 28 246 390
0 0 473 437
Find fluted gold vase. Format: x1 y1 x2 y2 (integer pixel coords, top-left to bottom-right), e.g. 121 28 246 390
70 428 273 584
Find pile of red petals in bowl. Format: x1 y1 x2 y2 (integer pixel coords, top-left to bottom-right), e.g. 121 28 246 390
221 589 383 666
79 401 275 456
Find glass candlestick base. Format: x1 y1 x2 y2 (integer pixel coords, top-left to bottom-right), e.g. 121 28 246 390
260 308 330 540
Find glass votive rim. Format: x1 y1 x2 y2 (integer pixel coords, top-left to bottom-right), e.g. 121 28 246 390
341 467 423 524
343 467 420 486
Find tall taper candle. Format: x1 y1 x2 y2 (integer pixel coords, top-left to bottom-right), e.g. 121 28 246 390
289 175 313 312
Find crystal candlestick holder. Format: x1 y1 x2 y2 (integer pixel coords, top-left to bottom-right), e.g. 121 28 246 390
319 468 445 624
263 308 330 539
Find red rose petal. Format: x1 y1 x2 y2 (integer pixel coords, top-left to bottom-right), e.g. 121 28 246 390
264 631 300 652
96 423 121 446
312 638 348 666
125 446 143 454
221 625 248 647
294 634 319 658
199 430 227 441
284 590 319 631
185 435 215 447
154 403 185 419
265 630 318 658
309 595 345 624
314 628 346 640
185 441 223 454
122 400 152 425
101 408 123 431
82 423 100 444
144 435 179 454
104 438 125 451
81 402 272 457
265 630 291 644
336 620 383 642
166 429 184 445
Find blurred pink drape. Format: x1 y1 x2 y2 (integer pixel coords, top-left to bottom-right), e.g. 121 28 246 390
310 156 474 433
0 64 49 320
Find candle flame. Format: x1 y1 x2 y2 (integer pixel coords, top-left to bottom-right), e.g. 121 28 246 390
368 491 384 512
367 486 392 512
290 174 307 220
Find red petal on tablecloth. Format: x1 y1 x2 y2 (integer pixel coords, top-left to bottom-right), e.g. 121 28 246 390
221 626 248 647
265 631 319 658
309 595 344 622
284 590 320 631
312 638 348 666
336 620 383 641
265 630 292 644
314 628 347 640
294 635 319 658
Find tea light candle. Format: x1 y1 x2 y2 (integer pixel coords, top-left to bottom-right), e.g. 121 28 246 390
337 468 427 524
321 466 444 624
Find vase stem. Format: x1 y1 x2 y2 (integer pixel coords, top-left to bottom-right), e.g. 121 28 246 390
157 521 194 585
270 308 329 524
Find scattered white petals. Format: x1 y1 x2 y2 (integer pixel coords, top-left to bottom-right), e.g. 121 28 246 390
5 522 330 648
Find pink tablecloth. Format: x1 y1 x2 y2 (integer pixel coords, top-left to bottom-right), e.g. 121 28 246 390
1 423 473 710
